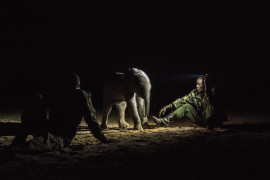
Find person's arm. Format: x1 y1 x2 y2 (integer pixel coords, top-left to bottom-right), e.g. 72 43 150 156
158 90 195 117
82 91 112 143
158 104 172 117
171 90 195 109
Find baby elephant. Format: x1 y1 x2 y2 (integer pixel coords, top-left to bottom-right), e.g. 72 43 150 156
101 68 151 130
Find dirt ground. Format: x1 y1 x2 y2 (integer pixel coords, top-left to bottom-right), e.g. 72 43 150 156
1 110 270 180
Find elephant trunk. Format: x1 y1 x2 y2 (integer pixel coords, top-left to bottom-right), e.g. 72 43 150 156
144 90 150 117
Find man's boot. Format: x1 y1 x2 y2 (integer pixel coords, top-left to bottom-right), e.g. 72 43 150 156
151 113 174 127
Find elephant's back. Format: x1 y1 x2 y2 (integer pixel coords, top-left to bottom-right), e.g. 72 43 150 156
103 81 126 100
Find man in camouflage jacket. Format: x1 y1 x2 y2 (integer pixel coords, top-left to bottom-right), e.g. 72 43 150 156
152 74 226 130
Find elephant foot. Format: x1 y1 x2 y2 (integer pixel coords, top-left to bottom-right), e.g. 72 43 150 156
141 117 148 125
119 121 129 129
142 122 150 129
133 125 143 130
101 123 108 130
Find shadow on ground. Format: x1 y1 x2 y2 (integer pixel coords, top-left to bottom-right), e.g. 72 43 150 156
0 123 21 136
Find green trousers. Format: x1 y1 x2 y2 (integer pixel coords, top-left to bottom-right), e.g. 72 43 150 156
172 104 202 125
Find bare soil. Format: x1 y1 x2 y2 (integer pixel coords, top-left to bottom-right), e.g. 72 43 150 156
1 110 270 180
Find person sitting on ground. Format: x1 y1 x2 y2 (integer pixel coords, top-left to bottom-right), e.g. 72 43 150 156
10 73 114 152
152 74 227 131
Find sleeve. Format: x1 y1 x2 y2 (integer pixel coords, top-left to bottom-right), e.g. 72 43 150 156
82 91 108 143
171 90 195 110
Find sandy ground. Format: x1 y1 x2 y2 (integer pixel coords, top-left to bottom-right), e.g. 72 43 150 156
1 110 270 180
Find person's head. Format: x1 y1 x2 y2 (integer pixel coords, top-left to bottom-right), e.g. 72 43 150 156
61 73 80 90
196 76 204 92
24 93 44 110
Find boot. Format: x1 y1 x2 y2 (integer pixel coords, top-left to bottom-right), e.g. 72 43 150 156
151 113 174 127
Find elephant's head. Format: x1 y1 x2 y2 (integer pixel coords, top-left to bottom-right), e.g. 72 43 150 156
126 68 151 117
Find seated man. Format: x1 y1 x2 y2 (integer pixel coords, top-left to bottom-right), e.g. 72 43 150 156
10 73 114 152
152 74 227 130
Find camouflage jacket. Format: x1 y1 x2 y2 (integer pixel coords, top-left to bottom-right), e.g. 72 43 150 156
170 88 215 121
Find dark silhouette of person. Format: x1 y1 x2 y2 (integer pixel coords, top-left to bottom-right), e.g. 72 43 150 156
10 73 114 152
10 94 47 147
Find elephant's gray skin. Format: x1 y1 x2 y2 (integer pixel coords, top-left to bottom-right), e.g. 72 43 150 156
101 68 151 130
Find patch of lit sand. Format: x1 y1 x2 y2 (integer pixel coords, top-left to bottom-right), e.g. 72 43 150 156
0 110 21 123
1 111 270 179
73 120 228 148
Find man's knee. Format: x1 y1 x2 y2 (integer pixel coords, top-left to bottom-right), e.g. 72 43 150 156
181 104 194 110
173 104 198 123
173 104 196 117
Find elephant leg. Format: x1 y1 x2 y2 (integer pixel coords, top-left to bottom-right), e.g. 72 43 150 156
101 103 113 129
136 95 148 126
127 95 143 130
115 101 129 129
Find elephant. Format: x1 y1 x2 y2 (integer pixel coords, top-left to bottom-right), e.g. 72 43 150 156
101 68 151 130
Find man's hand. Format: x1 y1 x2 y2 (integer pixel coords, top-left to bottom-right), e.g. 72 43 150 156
158 104 171 117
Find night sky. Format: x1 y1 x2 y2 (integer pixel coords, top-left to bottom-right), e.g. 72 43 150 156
1 1 269 113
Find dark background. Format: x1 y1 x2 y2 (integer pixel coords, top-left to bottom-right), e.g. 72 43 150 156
1 1 269 114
